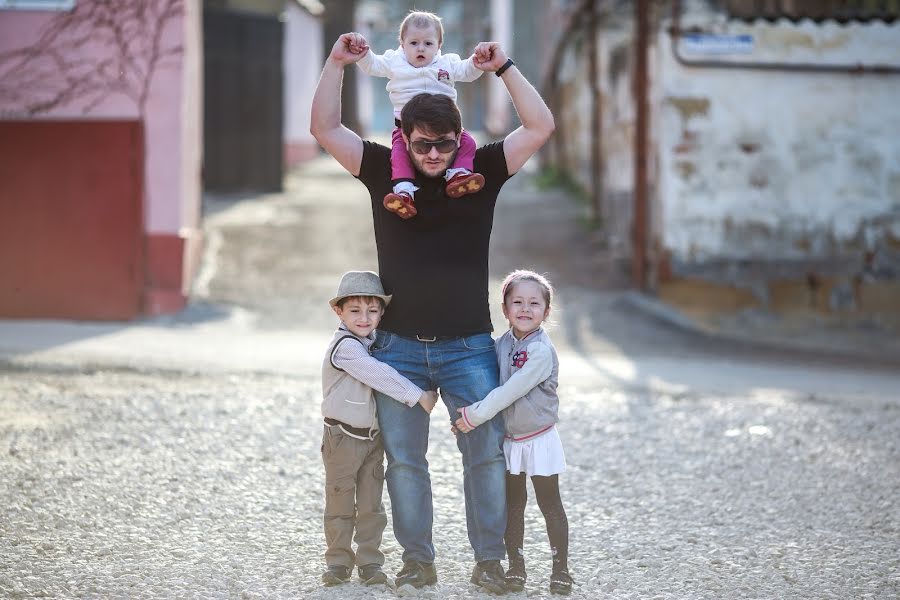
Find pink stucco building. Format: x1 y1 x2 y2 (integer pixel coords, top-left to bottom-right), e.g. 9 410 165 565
0 0 203 319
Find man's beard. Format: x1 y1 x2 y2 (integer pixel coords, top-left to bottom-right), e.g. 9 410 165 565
411 149 459 179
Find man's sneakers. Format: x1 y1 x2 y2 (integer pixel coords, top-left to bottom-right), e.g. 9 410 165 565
501 558 574 595
549 570 574 595
320 565 351 586
383 191 417 219
395 560 438 588
358 563 388 586
470 559 507 595
446 172 485 198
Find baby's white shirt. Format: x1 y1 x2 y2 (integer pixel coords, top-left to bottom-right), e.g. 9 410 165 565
357 48 483 118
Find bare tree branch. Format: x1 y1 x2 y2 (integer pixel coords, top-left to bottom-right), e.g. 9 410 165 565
0 0 184 117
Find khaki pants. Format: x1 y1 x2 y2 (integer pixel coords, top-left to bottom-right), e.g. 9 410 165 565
321 424 386 569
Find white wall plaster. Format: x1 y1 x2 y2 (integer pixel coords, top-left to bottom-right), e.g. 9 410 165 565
657 18 900 264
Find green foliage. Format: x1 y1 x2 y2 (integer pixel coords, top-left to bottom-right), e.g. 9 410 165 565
534 167 606 231
534 167 587 201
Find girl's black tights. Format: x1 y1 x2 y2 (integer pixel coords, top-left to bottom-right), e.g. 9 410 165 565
504 472 569 574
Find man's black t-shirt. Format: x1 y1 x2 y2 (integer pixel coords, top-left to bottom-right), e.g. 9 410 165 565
356 141 512 338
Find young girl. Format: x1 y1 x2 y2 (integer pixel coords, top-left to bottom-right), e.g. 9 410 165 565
455 270 573 595
344 11 486 219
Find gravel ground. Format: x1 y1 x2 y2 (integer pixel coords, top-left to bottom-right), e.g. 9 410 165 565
2 366 898 599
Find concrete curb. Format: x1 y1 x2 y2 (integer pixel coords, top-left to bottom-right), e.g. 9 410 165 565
619 291 900 370
0 307 328 377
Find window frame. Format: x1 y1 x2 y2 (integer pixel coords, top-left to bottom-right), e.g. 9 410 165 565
0 0 75 10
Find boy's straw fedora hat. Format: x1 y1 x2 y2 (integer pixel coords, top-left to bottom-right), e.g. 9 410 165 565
329 270 392 308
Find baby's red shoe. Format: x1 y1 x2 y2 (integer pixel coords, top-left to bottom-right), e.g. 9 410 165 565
445 172 485 198
383 191 417 219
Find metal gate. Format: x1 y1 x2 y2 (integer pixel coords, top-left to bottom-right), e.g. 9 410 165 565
203 9 284 193
0 120 144 320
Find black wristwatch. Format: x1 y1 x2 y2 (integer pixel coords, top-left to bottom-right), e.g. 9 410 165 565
495 58 515 77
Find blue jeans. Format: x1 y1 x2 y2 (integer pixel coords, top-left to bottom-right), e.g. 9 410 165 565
372 331 507 563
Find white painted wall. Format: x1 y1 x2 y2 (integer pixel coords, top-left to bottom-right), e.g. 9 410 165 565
180 0 203 239
656 17 900 267
555 19 648 261
486 0 512 135
283 4 322 160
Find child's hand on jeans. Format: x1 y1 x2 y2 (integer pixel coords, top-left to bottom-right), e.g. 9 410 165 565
418 390 438 414
454 409 476 433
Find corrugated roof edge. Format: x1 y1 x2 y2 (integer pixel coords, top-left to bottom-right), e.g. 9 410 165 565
724 15 898 25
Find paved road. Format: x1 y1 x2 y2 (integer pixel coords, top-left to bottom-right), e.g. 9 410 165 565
1 157 898 598
2 364 897 599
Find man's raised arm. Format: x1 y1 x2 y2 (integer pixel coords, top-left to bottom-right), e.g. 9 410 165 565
310 33 369 176
473 42 555 175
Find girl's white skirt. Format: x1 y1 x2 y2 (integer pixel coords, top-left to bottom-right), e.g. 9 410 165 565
503 425 567 477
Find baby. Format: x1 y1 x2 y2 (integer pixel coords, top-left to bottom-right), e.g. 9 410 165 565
344 11 486 218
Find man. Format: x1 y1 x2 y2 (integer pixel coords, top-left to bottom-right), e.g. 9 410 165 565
310 32 554 594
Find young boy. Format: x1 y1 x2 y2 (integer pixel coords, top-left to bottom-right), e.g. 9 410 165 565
320 270 437 586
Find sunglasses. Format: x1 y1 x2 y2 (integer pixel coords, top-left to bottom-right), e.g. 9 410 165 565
409 137 458 155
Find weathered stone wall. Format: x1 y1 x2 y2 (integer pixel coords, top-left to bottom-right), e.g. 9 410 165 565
657 17 900 279
553 2 900 314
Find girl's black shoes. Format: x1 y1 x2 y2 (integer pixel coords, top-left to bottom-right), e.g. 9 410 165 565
549 570 573 595
504 558 526 592
504 559 573 595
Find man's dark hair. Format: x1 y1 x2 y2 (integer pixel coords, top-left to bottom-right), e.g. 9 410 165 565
400 93 462 138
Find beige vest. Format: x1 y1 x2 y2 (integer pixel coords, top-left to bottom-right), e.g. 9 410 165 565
320 330 378 429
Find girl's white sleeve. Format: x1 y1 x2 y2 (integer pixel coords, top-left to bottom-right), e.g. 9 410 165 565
459 342 553 429
356 48 394 78
444 53 483 83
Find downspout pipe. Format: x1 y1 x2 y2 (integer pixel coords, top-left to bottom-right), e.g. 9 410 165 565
588 0 604 227
633 0 650 290
670 0 900 74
